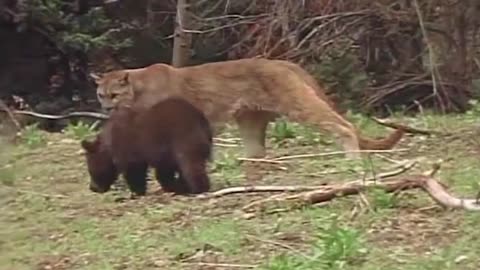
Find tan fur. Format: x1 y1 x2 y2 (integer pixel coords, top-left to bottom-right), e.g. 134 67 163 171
92 58 404 159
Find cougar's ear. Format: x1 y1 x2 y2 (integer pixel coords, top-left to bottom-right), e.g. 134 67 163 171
90 73 102 83
81 139 100 153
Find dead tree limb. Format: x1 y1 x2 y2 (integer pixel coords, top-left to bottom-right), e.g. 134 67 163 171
213 160 480 212
419 176 480 210
301 175 480 210
212 160 417 197
240 179 419 212
242 175 480 212
0 109 109 120
211 185 328 197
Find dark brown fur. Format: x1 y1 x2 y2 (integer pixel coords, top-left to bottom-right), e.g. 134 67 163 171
81 97 212 195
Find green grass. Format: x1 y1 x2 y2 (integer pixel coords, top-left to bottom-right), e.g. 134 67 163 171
2 109 480 269
62 120 99 141
17 123 46 148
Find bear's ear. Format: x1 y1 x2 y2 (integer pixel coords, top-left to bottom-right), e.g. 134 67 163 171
81 139 99 153
118 72 129 85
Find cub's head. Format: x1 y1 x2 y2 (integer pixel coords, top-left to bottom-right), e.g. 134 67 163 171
90 71 134 112
81 137 118 193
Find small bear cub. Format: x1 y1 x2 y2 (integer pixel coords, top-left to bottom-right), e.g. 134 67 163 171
81 97 213 196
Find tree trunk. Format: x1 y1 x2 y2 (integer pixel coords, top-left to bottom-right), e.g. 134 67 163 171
172 0 192 67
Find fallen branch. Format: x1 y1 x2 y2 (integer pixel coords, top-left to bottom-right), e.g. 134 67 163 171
306 175 480 210
287 177 421 205
272 148 409 161
240 160 416 210
420 176 480 210
214 143 239 148
179 262 257 269
242 173 480 212
213 137 241 143
211 185 327 197
237 157 287 164
372 117 444 136
212 160 417 197
0 109 109 120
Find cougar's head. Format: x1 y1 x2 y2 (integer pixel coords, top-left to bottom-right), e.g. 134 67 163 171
90 71 135 113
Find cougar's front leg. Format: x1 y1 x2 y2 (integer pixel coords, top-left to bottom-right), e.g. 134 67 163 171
235 111 274 158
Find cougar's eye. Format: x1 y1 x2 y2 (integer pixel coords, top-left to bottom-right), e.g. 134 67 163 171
111 93 118 99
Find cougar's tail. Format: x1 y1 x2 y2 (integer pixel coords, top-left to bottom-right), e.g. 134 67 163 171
357 128 405 150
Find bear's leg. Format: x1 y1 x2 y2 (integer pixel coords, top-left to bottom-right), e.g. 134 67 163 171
235 111 275 158
177 158 210 194
124 163 149 196
154 167 175 192
154 166 189 194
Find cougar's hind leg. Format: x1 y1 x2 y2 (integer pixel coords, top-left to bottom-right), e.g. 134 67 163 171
281 95 361 159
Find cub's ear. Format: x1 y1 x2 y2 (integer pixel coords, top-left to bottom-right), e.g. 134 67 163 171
90 73 102 83
81 139 99 153
119 72 129 85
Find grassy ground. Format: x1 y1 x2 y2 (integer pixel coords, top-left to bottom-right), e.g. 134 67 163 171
1 109 480 270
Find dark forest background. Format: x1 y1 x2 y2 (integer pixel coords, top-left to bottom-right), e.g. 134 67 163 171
1 0 479 117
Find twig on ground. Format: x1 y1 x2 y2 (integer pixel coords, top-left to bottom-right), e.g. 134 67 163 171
237 157 287 164
352 159 418 183
293 170 347 177
358 192 373 212
272 149 409 161
375 154 405 165
1 109 109 120
423 162 442 177
372 117 444 136
179 262 257 268
214 143 239 148
211 185 327 197
241 193 291 211
246 234 311 259
213 137 242 143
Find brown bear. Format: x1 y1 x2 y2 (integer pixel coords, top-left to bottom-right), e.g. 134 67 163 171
80 97 213 196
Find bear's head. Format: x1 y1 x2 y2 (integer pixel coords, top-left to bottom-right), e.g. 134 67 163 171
81 138 118 193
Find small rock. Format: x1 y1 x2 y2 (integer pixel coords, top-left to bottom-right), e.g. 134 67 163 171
454 255 468 263
60 138 76 144
242 213 256 219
